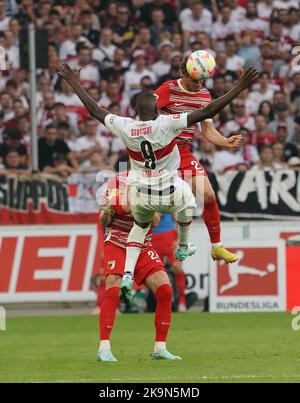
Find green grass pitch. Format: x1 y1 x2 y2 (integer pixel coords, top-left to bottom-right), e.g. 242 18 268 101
0 312 299 383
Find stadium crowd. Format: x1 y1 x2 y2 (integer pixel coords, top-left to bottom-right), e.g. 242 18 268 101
0 0 300 177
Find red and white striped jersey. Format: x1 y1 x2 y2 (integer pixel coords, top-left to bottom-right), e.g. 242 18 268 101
155 79 212 144
104 113 188 186
100 173 152 249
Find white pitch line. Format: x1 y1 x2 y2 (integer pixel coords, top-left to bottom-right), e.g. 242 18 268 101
32 374 300 383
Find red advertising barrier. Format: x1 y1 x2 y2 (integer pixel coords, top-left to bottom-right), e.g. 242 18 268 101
0 204 99 225
280 232 300 311
0 225 103 303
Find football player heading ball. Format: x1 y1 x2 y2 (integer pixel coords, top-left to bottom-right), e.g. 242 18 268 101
155 51 247 264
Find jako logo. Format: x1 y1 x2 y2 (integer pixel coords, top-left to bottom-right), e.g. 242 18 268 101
0 306 6 331
291 47 300 72
291 306 300 331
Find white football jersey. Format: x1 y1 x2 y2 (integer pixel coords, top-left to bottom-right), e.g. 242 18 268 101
104 113 188 186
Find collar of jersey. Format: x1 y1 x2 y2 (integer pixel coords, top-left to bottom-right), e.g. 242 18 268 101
177 79 201 94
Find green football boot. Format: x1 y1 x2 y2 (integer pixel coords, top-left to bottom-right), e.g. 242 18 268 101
151 350 182 361
175 243 196 261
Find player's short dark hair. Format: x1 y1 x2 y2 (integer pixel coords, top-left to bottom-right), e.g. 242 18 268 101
181 55 189 77
136 92 157 112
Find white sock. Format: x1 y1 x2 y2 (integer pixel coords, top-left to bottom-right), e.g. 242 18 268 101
177 209 192 247
154 342 166 353
124 223 151 275
212 242 222 248
99 340 110 352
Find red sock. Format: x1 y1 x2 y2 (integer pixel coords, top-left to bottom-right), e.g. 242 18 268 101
154 284 172 342
99 287 119 340
175 270 186 306
96 279 106 309
203 198 221 244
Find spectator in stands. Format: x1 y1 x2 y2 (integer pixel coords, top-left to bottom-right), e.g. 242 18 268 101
80 10 100 47
50 103 79 135
5 79 28 109
100 47 128 84
75 117 109 166
72 44 100 88
252 114 277 147
181 0 213 51
251 145 278 172
243 1 269 40
17 115 31 150
268 103 296 143
0 92 14 122
275 124 299 162
124 49 156 97
272 142 288 170
150 7 173 46
258 100 275 123
56 121 78 153
133 26 157 66
212 134 248 174
151 43 173 79
225 39 245 72
237 30 261 63
223 99 255 137
4 99 27 131
92 27 117 69
0 0 10 31
238 127 260 168
248 72 275 110
141 0 178 27
100 81 129 116
112 3 135 46
38 124 78 176
157 51 182 86
257 0 273 21
0 129 27 165
59 23 88 61
211 5 239 51
0 148 29 175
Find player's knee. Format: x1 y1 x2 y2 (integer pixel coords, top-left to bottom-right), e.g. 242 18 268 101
204 190 216 205
155 284 172 303
106 275 122 289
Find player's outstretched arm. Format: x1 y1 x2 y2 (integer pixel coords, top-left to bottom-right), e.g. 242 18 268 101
187 67 259 127
57 63 109 124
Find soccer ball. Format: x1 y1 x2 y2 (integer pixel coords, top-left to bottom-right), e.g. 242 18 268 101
186 50 216 81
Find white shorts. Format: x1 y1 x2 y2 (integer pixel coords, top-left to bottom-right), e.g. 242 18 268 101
129 176 196 224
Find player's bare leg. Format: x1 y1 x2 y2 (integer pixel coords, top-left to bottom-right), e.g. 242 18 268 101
120 220 152 303
190 174 238 264
145 270 181 361
97 274 121 362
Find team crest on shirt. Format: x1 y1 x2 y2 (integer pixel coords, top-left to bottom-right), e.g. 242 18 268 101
172 114 181 119
108 260 116 270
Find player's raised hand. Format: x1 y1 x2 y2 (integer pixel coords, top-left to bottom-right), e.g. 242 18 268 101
57 63 81 82
239 67 259 89
226 134 243 149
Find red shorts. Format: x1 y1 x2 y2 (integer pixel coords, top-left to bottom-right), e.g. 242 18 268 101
178 144 207 180
103 242 165 285
151 230 178 265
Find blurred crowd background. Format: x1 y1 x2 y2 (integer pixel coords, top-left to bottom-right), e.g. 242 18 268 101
0 0 300 178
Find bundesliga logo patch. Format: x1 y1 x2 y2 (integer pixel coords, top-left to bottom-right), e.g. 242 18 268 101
108 260 116 270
